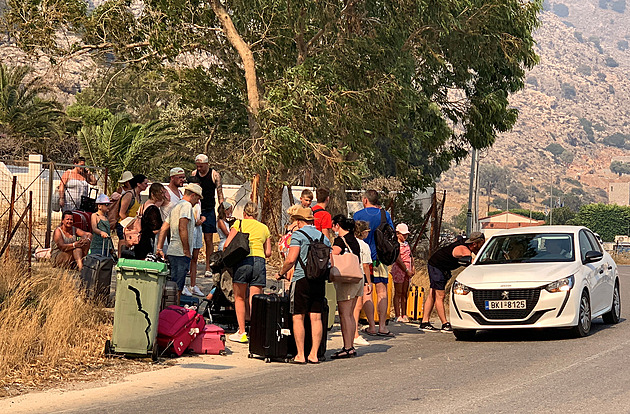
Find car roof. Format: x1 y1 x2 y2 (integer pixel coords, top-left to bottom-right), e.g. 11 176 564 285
489 225 587 238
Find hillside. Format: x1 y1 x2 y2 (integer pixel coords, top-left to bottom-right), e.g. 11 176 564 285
439 8 630 223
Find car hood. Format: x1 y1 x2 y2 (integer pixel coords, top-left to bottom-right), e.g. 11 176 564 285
456 262 581 288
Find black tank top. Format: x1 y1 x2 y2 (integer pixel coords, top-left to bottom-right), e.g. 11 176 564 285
197 169 216 211
428 239 467 271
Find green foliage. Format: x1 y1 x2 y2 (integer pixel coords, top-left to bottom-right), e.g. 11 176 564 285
77 115 178 192
578 118 595 142
66 104 112 133
593 122 606 132
545 143 565 156
577 64 591 76
603 133 628 148
588 36 604 53
479 164 511 195
599 0 609 9
450 204 469 232
610 160 630 176
552 3 569 17
547 206 575 225
491 196 522 210
611 0 627 13
526 76 538 87
561 83 576 99
574 32 584 43
605 57 619 67
0 64 64 159
558 150 574 165
618 40 629 51
570 204 630 242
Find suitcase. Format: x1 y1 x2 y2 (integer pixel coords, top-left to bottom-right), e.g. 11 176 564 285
407 286 424 321
248 294 292 363
179 295 200 308
80 239 114 304
288 299 328 361
324 282 336 330
360 271 393 324
72 210 92 232
157 305 205 356
187 324 226 355
162 281 178 310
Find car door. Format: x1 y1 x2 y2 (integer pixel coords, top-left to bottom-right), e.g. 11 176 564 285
579 230 606 314
586 230 614 309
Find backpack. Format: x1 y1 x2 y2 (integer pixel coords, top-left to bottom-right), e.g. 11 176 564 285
123 204 144 247
374 209 399 265
295 229 331 280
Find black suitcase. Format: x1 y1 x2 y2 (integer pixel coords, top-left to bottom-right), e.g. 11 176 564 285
248 294 292 363
161 280 178 310
80 254 114 304
179 295 200 307
288 299 328 361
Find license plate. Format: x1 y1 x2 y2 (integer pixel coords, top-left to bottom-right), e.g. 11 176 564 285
485 300 526 310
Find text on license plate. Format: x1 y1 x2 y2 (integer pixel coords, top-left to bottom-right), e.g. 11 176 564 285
485 300 526 310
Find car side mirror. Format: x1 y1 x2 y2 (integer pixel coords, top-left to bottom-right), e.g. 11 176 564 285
584 250 603 264
458 256 472 266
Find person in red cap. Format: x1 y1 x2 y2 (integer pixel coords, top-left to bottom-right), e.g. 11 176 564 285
391 223 414 323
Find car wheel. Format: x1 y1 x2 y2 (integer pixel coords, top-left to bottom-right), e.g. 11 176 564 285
571 290 591 338
602 281 621 324
453 329 476 341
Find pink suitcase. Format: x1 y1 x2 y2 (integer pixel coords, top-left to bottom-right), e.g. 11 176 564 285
72 210 92 232
157 306 205 356
188 324 227 355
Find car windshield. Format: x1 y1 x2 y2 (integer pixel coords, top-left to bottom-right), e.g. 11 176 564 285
476 233 575 264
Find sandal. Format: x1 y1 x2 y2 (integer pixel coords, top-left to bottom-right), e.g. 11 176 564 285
288 357 307 365
377 331 395 337
331 347 357 359
362 327 379 337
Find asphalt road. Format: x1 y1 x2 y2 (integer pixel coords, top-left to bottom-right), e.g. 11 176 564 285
19 267 630 413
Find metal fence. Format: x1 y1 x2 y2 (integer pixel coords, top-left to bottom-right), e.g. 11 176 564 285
0 155 107 265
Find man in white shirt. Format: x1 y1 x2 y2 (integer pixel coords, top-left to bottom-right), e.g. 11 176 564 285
162 167 186 218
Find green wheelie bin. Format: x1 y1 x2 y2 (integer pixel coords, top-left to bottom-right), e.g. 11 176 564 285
107 258 168 360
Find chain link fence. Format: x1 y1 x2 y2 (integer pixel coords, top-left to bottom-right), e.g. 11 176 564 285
0 155 107 266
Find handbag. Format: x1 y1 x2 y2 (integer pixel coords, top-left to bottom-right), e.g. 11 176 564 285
123 204 144 247
79 188 98 213
330 237 363 284
222 220 250 268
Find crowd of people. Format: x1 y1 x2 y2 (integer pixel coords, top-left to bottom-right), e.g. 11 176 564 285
52 155 486 363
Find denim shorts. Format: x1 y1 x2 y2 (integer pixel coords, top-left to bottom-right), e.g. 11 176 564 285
201 209 217 234
232 256 267 287
168 255 191 291
371 262 389 284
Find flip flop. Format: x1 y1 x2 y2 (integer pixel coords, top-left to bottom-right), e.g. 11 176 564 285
362 328 379 336
377 331 395 337
288 357 307 365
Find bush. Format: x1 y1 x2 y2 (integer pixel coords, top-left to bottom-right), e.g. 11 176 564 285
603 132 628 148
618 40 629 51
561 83 576 99
526 76 538 87
552 3 570 17
558 150 574 164
611 0 626 13
579 118 595 142
610 160 630 176
574 32 584 43
548 206 576 225
571 204 630 241
593 122 606 131
577 64 591 76
605 57 619 67
599 0 610 9
588 36 604 53
491 197 522 210
545 142 565 156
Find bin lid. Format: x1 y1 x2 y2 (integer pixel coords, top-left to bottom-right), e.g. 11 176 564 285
116 258 168 274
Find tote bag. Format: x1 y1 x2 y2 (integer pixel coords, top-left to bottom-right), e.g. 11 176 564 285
330 237 363 284
222 220 250 268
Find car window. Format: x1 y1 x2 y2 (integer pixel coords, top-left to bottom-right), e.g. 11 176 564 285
578 230 595 262
585 231 603 253
476 233 574 264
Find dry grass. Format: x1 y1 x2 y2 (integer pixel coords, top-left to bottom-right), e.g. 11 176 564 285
612 253 630 265
0 257 116 396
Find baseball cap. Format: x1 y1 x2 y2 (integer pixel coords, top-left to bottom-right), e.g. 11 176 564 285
184 183 203 198
95 194 111 204
466 231 485 243
118 171 133 183
396 223 410 234
170 167 185 177
195 154 209 163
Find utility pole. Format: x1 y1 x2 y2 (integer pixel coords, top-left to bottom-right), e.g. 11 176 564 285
466 149 477 236
529 176 534 221
549 175 553 225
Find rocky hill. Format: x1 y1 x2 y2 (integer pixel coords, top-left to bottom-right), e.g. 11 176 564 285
439 6 630 223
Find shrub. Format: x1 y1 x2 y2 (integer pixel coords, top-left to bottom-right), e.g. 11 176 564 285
491 196 522 210
552 3 570 17
610 160 630 176
561 82 576 99
618 39 629 51
558 150 574 164
526 76 538 87
577 64 592 76
571 204 630 242
599 0 609 9
545 143 565 156
593 122 606 131
574 31 584 43
605 57 619 67
588 36 604 53
611 0 626 13
597 72 607 81
579 118 595 142
603 132 628 148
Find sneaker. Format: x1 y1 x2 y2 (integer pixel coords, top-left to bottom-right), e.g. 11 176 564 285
204 270 213 278
353 336 370 347
441 322 453 333
182 285 193 296
228 332 248 343
419 322 440 332
191 285 204 296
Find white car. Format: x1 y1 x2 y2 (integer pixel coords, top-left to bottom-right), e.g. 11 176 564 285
450 226 620 340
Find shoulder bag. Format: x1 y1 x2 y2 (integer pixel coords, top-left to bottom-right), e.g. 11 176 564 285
222 220 250 268
330 236 363 284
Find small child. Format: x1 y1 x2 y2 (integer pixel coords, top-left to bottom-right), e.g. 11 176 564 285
90 194 113 256
392 223 414 323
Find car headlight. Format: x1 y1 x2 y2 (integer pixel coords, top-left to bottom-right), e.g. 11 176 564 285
544 275 574 293
453 281 471 295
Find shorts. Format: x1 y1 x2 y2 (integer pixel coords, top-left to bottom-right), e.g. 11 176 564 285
371 262 389 285
428 264 451 290
201 209 217 234
391 266 411 284
193 226 203 249
168 255 191 291
333 279 363 302
290 276 326 314
115 223 124 240
232 256 267 287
